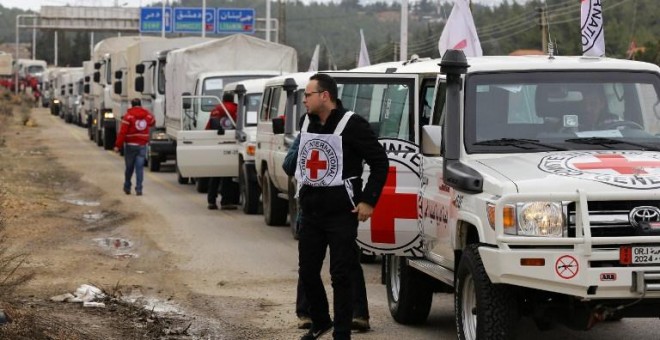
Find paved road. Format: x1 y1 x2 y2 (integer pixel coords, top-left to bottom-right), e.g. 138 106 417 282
42 111 658 339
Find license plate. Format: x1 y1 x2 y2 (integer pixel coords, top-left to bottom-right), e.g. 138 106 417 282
631 246 660 264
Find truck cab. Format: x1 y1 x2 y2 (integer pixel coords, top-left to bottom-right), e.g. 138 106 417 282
382 51 660 338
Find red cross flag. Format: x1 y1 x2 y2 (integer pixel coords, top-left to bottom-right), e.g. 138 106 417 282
438 0 483 58
581 0 606 57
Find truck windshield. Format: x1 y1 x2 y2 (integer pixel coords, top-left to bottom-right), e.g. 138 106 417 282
202 75 277 111
26 65 44 75
464 71 660 153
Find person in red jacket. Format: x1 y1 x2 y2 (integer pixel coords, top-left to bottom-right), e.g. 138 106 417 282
114 98 156 196
206 93 240 210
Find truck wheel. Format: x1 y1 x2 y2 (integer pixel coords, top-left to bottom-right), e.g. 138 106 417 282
195 177 209 193
288 177 299 239
149 158 161 172
386 255 433 324
262 171 287 226
456 244 519 340
176 166 189 184
96 129 103 147
103 128 115 150
239 162 260 214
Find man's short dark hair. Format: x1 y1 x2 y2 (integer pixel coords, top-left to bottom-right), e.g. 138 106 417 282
222 92 234 102
310 73 338 102
131 98 141 107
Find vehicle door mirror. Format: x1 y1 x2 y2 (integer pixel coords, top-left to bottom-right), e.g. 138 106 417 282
83 84 90 94
94 62 101 70
272 117 284 134
113 81 122 95
114 70 122 80
182 92 191 110
135 76 144 93
421 125 442 156
84 76 90 82
93 71 100 83
135 64 145 74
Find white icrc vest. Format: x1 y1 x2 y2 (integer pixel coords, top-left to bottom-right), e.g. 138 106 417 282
295 111 355 189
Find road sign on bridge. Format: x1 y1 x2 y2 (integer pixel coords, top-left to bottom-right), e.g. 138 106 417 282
139 7 172 33
173 8 215 34
217 8 256 34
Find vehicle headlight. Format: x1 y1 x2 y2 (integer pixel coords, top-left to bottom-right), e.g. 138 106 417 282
154 132 167 140
104 112 114 119
74 100 80 105
488 201 565 237
53 99 60 103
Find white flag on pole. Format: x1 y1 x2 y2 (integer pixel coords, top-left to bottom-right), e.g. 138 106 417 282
358 29 371 67
438 0 483 58
308 44 320 72
580 0 606 57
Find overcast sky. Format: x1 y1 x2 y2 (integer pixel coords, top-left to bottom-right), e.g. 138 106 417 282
3 0 519 12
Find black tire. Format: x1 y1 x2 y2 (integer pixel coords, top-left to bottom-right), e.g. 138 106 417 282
195 177 209 193
239 162 260 214
385 255 433 324
149 157 161 172
176 166 189 184
96 129 103 147
456 244 519 340
288 176 299 239
103 128 115 150
262 170 287 226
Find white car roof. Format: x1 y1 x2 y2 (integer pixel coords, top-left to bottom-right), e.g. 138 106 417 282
264 71 316 89
224 77 274 94
464 55 660 73
197 70 283 80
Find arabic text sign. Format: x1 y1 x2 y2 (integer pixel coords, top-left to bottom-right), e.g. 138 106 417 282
217 8 256 34
173 7 215 33
139 7 172 33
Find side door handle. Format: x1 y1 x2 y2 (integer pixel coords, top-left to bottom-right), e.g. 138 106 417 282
182 141 192 144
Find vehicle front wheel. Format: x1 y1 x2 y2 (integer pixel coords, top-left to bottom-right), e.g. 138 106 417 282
456 244 519 340
176 165 189 184
385 255 433 324
195 177 209 193
262 170 287 226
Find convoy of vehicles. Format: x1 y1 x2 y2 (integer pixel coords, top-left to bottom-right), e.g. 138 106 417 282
48 31 660 338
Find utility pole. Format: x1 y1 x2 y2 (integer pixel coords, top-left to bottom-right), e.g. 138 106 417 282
265 0 271 42
400 0 408 61
278 0 286 44
539 6 548 53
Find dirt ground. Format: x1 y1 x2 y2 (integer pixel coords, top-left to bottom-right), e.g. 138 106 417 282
0 96 269 339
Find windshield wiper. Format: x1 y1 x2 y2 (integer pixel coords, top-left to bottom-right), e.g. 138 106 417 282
473 138 567 151
565 137 660 151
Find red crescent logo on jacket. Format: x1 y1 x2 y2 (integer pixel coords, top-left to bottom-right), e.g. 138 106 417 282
135 119 148 131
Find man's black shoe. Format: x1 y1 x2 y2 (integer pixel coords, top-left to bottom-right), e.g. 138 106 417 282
136 191 143 196
300 322 332 340
208 203 218 210
123 188 130 195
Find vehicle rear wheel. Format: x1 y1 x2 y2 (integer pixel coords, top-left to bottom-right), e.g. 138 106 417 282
149 157 161 172
195 177 209 193
386 255 433 325
456 244 519 340
239 162 260 214
103 127 115 150
262 170 287 226
288 177 299 239
176 165 189 184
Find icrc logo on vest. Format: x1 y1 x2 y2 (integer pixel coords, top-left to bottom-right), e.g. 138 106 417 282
298 138 340 186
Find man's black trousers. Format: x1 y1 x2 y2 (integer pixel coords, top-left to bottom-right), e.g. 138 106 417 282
299 211 359 339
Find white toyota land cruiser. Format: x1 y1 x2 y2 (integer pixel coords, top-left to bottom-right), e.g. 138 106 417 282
381 50 660 339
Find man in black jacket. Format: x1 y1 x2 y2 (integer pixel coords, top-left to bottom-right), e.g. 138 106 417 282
295 73 388 340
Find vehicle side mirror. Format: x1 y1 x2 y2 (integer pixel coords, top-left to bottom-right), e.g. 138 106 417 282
114 70 122 80
182 92 191 110
84 76 90 82
83 84 90 94
421 125 442 156
93 71 100 83
113 81 122 95
135 64 145 74
135 76 144 93
272 117 285 134
94 62 101 70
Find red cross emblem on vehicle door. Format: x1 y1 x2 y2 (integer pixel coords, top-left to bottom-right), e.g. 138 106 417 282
370 166 417 244
573 154 660 175
305 149 328 179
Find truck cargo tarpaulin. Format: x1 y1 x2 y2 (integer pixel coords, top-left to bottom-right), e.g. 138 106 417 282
165 34 298 123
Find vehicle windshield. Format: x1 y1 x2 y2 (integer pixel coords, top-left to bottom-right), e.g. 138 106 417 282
464 71 660 153
244 93 261 126
201 75 275 112
26 65 44 75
